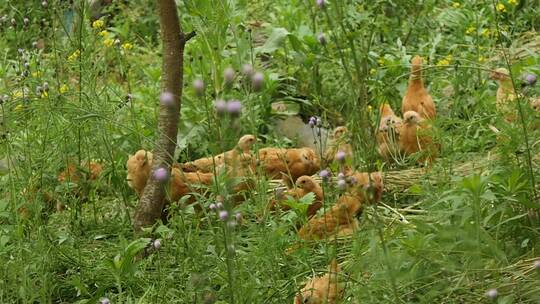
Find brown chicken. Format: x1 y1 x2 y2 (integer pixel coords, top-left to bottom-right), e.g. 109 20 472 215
269 175 324 218
182 134 257 172
325 126 353 163
490 67 518 122
126 150 213 206
298 194 363 240
402 56 436 120
58 160 103 183
376 104 402 160
126 150 154 196
347 171 384 203
398 111 438 164
294 260 343 304
258 147 320 182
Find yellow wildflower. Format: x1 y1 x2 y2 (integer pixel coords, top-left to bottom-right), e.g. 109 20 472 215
98 30 108 37
478 56 486 63
14 91 23 98
369 68 376 75
92 19 105 29
41 91 48 98
103 38 114 47
68 49 80 62
14 104 23 111
367 105 372 112
437 57 451 66
59 84 69 94
452 2 461 8
465 26 475 35
31 71 42 78
496 3 506 12
481 28 490 37
121 42 133 50
378 57 385 66
508 0 518 5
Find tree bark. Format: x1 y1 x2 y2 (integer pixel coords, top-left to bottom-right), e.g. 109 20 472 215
133 0 195 232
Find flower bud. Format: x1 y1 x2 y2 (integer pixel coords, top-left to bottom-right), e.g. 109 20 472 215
23 17 29 27
319 169 330 181
153 239 161 250
523 73 537 86
251 72 264 91
241 63 254 76
226 100 242 115
42 1 48 8
193 79 204 96
219 210 229 221
337 179 347 190
223 67 235 85
160 91 175 106
209 203 217 210
99 298 110 304
153 167 169 182
316 0 325 8
308 117 316 128
214 99 226 114
485 288 498 300
235 212 242 224
317 33 326 45
335 151 347 163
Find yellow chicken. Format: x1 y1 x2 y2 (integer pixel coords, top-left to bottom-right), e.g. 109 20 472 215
269 175 323 218
294 260 344 304
402 56 436 120
376 104 402 160
258 147 320 182
398 111 438 164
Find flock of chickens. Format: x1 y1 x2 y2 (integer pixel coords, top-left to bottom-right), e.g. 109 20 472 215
38 55 534 303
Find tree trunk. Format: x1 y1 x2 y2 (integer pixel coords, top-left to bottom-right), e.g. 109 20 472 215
133 0 195 232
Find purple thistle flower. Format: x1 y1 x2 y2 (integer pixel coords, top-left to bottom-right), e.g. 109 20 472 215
335 151 347 163
337 179 347 190
226 100 242 115
219 210 229 221
523 73 537 86
251 72 264 91
223 67 235 84
241 63 254 76
153 239 161 250
485 288 498 300
317 33 326 45
214 99 226 114
235 212 242 224
308 117 317 128
99 298 110 304
319 169 330 181
534 260 540 270
193 79 204 96
209 203 217 210
160 91 175 106
153 167 169 182
316 0 326 8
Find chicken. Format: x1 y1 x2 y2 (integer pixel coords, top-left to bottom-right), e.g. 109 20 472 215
347 171 384 203
258 147 320 182
126 150 213 206
169 167 214 205
294 260 343 304
490 68 518 119
398 111 438 164
325 126 353 164
269 175 324 218
298 194 363 240
126 150 154 196
402 56 436 120
58 161 103 183
376 104 402 160
182 134 257 172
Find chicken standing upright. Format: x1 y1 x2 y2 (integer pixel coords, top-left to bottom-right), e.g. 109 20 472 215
376 104 402 160
402 56 436 120
269 175 324 218
294 260 343 304
490 68 518 121
398 111 438 164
